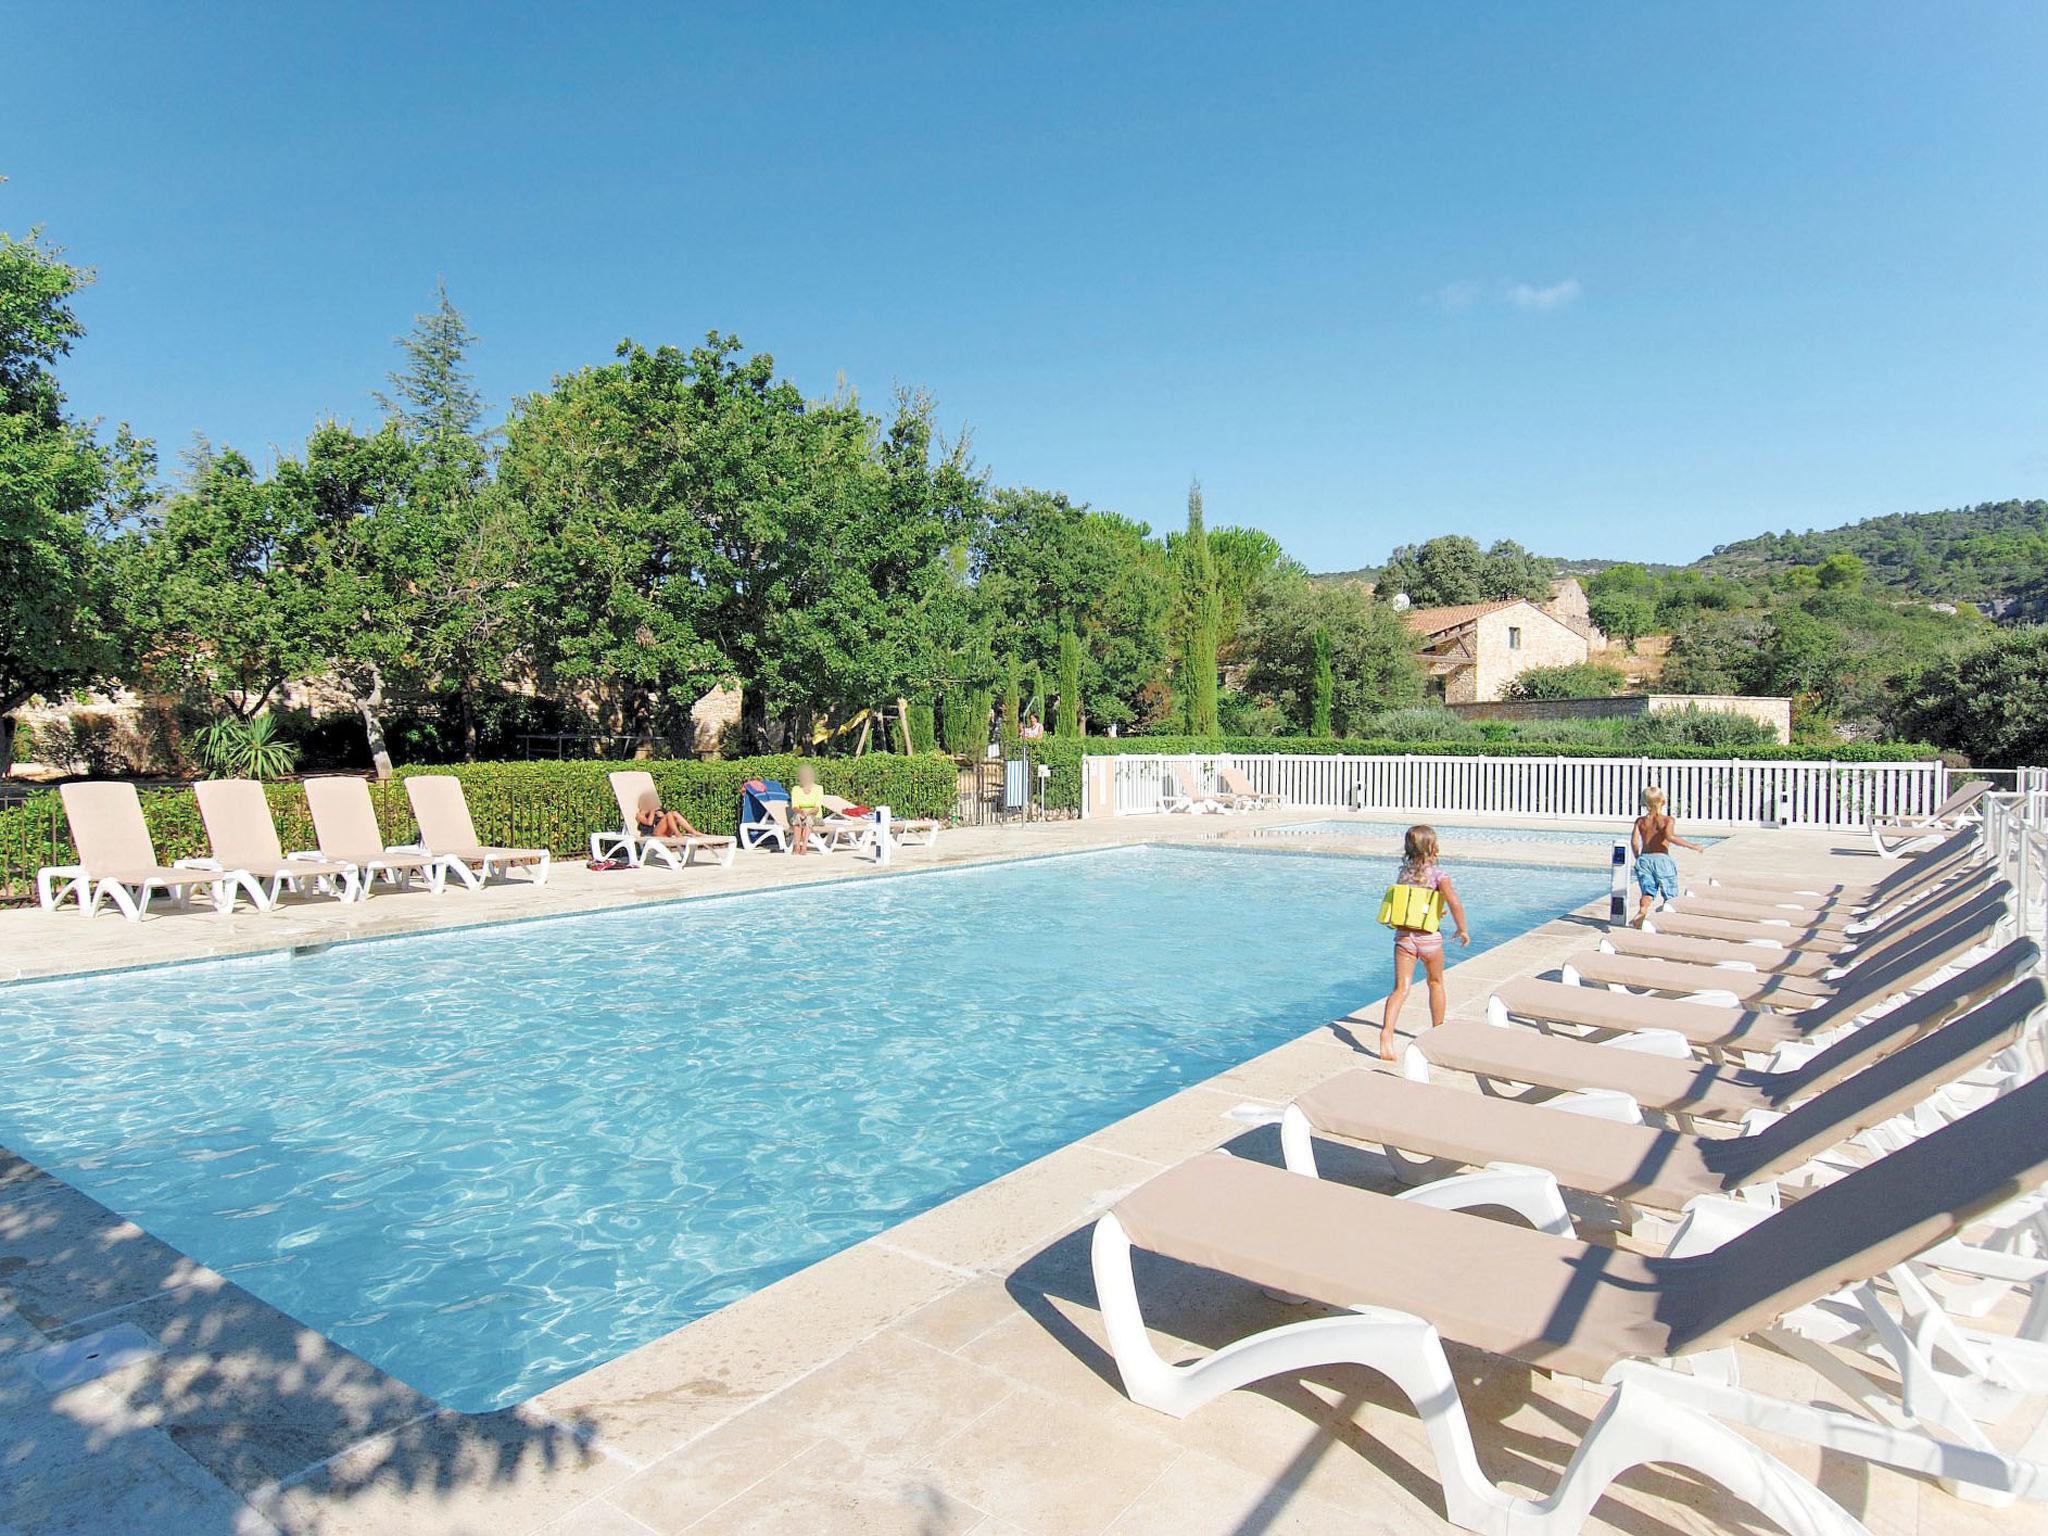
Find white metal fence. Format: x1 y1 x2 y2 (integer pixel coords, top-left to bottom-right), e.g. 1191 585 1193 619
1082 751 1954 829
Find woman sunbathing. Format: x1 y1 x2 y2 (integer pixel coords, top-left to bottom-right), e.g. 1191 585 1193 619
636 790 705 842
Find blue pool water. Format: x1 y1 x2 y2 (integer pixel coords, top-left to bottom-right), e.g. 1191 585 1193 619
1265 818 1724 849
0 846 1601 1410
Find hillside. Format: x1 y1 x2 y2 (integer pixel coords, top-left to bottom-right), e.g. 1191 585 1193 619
1692 499 2048 603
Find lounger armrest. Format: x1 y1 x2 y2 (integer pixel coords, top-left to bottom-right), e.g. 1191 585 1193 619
285 850 337 865
172 857 224 872
1912 1236 2048 1286
1738 1107 1786 1137
1664 1194 1775 1258
1391 1161 1575 1237
1540 1088 1645 1125
1605 1028 1695 1058
1761 1037 1823 1072
386 842 427 855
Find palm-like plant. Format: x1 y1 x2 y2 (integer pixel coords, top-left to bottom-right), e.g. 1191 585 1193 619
193 714 301 780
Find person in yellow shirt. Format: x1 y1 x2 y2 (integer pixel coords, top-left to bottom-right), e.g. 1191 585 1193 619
788 764 826 854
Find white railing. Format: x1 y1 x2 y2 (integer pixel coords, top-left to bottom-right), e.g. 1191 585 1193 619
1981 788 2048 964
1082 751 1953 829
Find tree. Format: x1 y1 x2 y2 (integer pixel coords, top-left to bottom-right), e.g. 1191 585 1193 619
1171 479 1221 734
1208 525 1283 659
1816 551 1866 591
1379 534 1555 608
1309 627 1334 735
999 657 1022 750
131 447 327 720
0 228 150 773
1899 626 2048 767
374 281 485 452
1056 630 1082 737
1587 591 1655 652
1241 564 1422 733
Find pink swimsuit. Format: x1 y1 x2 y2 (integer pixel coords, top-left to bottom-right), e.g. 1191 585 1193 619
1392 864 1445 960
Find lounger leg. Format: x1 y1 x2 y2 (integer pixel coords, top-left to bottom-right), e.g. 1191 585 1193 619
530 852 550 885
1093 1217 1867 1536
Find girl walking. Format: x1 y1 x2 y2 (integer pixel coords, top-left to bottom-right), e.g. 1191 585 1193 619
1377 825 1469 1061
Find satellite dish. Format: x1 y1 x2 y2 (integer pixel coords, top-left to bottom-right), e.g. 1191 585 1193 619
1391 592 1412 611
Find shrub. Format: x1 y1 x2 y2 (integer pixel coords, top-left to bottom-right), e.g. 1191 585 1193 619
1500 663 1627 701
1628 707 1776 750
193 715 301 780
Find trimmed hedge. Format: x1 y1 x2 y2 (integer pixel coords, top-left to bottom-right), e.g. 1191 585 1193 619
0 753 960 900
1027 734 1941 813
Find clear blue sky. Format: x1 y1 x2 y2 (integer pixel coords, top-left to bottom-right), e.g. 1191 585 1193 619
11 2 2046 570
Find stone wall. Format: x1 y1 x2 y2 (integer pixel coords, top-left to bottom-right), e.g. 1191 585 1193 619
1462 604 1591 702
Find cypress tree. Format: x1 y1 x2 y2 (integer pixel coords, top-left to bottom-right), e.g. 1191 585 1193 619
1310 627 1335 736
909 698 937 754
1173 479 1221 735
1056 630 1083 737
1001 659 1022 751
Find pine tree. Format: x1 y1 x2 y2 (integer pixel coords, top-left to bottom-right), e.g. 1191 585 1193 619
1310 626 1335 736
1000 658 1022 751
375 280 485 455
1173 479 1221 735
1056 630 1082 737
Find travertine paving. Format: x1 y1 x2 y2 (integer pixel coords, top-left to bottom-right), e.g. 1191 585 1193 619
0 816 2029 1535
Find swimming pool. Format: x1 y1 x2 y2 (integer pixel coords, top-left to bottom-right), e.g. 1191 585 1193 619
0 846 1602 1410
1262 818 1725 849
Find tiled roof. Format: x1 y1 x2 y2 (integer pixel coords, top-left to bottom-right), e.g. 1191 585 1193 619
1403 599 1521 636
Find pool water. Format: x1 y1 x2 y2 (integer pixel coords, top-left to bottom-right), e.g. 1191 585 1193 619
1264 818 1725 849
0 845 1602 1410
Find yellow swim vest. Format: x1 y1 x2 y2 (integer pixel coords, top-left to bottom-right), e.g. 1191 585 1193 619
1377 882 1445 933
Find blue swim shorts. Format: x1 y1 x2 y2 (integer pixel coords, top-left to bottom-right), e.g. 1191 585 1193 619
1633 852 1679 901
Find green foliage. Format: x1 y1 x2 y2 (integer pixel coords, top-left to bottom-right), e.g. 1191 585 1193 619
192 714 301 780
1239 564 1422 732
1169 481 1221 734
1501 663 1626 701
0 227 151 765
1898 625 2048 768
1698 499 2048 602
1308 628 1334 735
1055 630 1082 737
1378 536 1556 608
907 698 937 754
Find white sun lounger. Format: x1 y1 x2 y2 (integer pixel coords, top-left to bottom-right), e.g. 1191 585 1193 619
1417 941 2037 1129
186 778 363 907
39 781 267 921
1560 885 2009 1008
402 775 551 888
1871 779 1991 858
592 770 736 869
301 777 456 894
1283 978 2045 1223
1095 1074 2048 1526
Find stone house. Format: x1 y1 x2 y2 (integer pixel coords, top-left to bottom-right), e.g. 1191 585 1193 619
1540 576 1607 646
1406 599 1591 704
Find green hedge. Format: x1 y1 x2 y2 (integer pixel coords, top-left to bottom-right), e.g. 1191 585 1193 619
0 753 960 900
1027 734 1940 812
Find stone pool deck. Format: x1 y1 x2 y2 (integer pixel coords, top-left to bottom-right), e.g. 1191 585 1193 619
0 817 2030 1535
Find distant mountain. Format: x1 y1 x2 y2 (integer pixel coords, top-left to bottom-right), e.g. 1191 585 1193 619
1692 499 2048 602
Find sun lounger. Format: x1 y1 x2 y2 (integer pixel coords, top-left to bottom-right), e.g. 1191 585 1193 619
1698 828 1979 910
819 793 940 850
1647 849 1981 943
1284 978 2044 1221
1496 902 2014 1055
38 781 268 921
1562 884 2009 1007
1096 1073 2048 1521
1695 827 1976 902
187 778 362 907
1870 778 1990 857
1604 864 1997 973
1418 941 2038 1128
1161 763 1230 814
592 771 736 869
402 775 551 888
301 777 455 893
1216 765 1284 809
738 780 790 851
